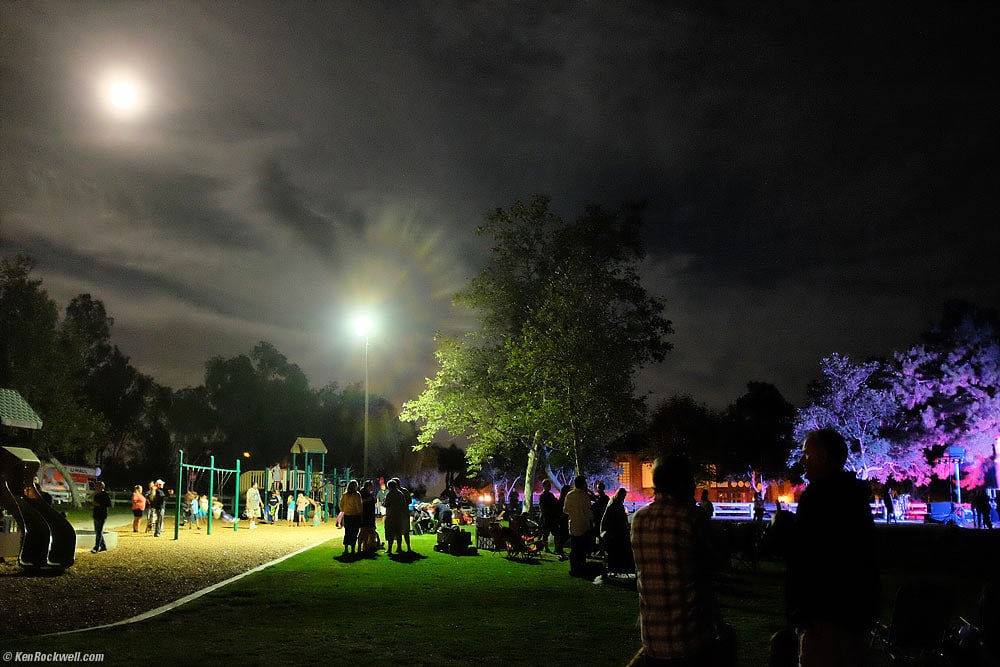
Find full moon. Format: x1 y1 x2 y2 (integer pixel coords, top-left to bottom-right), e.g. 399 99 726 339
98 69 148 119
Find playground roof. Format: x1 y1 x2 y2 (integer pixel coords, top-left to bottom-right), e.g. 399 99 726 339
290 437 327 454
0 389 43 430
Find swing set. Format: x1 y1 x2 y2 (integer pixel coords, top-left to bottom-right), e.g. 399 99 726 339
173 450 242 539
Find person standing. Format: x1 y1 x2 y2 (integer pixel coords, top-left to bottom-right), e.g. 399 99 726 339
359 480 380 551
787 428 878 667
883 488 897 524
91 481 112 553
563 476 594 577
630 455 723 665
246 482 264 529
340 480 363 555
131 484 147 533
382 479 407 554
699 489 715 520
601 487 634 575
538 479 560 553
148 480 166 537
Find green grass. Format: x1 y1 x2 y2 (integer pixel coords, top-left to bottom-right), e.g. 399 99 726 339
4 526 992 666
2 533 783 666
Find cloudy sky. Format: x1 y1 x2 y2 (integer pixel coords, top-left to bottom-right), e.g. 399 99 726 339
2 2 998 411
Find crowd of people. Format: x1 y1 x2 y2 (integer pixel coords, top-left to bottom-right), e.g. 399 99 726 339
94 426 979 666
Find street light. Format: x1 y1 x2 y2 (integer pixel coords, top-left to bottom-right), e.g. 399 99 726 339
353 314 374 480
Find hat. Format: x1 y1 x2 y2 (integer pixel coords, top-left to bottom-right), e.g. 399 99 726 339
156 479 165 486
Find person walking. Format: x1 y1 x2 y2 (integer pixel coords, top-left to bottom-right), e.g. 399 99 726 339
91 481 112 553
787 428 879 667
131 484 147 533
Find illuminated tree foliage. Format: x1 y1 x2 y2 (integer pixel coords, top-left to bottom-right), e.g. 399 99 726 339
790 353 909 483
401 196 672 508
894 306 1000 488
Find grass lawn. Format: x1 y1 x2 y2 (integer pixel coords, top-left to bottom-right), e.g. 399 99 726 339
2 532 786 666
4 523 994 666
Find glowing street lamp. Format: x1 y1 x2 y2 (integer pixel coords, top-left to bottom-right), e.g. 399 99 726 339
353 314 374 480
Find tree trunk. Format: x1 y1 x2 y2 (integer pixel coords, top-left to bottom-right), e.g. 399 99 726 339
522 431 542 512
49 456 84 509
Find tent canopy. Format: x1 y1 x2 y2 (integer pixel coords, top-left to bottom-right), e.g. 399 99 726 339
290 437 327 454
0 389 43 430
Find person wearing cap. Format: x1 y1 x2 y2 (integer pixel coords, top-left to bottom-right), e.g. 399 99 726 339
148 479 166 537
91 481 111 553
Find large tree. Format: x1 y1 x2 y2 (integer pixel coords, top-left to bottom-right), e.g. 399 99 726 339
203 341 319 466
0 256 107 462
894 304 1000 488
64 294 156 469
724 382 797 482
791 353 909 482
401 196 672 509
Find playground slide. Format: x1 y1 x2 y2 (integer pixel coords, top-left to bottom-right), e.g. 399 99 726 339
0 446 76 570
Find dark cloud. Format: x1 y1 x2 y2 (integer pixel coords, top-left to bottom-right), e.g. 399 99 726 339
2 1 998 410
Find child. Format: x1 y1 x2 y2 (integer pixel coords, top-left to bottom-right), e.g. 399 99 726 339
188 492 200 530
295 493 310 527
287 493 296 526
311 499 323 526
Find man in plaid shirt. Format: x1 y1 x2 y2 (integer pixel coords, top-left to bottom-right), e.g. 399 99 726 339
630 455 722 665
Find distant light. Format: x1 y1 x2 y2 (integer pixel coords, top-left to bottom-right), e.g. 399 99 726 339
243 451 251 458
354 313 374 338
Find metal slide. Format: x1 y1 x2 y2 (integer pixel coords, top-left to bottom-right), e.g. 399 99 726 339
0 446 76 570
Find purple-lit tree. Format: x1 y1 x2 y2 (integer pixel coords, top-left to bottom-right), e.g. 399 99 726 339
894 311 1000 489
791 353 915 482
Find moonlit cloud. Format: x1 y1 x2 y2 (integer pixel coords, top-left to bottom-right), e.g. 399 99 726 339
2 2 998 409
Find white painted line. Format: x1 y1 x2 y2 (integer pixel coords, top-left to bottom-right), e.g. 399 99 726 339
44 538 331 636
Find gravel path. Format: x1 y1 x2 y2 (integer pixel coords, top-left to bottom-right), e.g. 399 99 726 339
0 518 343 638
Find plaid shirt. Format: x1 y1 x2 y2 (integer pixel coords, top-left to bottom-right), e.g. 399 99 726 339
630 495 717 660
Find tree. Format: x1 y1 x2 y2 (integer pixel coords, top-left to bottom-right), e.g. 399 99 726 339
791 353 908 482
0 256 107 464
646 394 724 483
64 294 156 469
434 443 468 489
894 304 1000 489
723 382 797 488
203 342 319 466
401 197 673 509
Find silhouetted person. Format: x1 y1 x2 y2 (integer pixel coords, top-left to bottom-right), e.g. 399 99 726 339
883 489 897 524
973 488 993 529
787 428 878 667
91 481 111 553
538 479 560 553
600 487 634 575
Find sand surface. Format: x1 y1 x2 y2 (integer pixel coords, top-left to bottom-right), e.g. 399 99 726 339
0 518 342 638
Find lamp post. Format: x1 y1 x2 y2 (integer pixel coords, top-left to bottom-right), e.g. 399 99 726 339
354 314 373 480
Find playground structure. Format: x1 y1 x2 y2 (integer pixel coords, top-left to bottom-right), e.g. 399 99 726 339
174 450 242 539
239 438 353 523
0 389 76 571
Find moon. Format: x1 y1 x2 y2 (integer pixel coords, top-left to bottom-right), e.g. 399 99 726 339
98 69 148 119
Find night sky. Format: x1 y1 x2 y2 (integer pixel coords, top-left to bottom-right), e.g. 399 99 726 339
2 2 998 411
